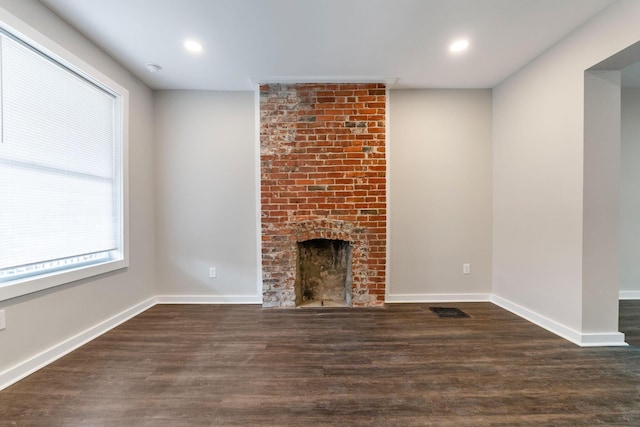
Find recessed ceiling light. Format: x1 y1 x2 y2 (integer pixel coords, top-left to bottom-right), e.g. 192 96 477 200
449 39 469 53
184 39 205 54
145 62 162 73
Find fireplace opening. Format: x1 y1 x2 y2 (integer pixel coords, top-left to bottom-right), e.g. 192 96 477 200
295 239 353 307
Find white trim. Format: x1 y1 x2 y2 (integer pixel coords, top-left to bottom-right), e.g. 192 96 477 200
490 294 627 347
385 86 392 301
1 291 632 391
619 290 640 300
254 86 263 303
0 9 131 303
385 293 491 303
0 297 155 392
578 332 628 347
155 295 262 305
250 76 398 89
0 8 125 92
0 261 128 303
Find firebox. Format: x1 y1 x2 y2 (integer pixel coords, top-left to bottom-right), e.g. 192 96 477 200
295 239 353 307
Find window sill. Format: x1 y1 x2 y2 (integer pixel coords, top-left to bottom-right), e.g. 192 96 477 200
0 259 128 302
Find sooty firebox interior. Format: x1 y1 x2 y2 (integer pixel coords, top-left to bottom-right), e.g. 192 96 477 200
295 239 353 307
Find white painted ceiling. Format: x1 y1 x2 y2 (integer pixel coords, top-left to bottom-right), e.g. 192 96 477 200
39 0 618 90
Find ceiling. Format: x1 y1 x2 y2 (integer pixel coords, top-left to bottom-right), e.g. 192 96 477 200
39 0 618 91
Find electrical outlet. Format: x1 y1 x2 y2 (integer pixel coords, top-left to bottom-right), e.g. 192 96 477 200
209 267 217 278
463 264 471 275
0 309 6 331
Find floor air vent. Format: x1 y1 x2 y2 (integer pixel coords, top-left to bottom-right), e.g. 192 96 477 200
429 307 470 318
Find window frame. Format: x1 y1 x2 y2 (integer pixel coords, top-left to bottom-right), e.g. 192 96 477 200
0 10 129 302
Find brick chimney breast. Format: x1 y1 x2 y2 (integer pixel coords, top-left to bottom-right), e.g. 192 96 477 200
260 83 386 307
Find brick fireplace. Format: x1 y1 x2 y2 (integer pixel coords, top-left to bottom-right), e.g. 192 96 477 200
260 83 386 307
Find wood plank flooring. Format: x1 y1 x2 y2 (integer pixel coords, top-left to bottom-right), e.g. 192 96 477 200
620 300 640 346
1 302 640 426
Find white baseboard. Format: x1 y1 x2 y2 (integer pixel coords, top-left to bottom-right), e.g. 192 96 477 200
155 294 262 304
619 290 640 300
385 293 491 303
0 294 262 391
490 294 627 347
578 332 628 347
0 296 156 392
2 290 630 392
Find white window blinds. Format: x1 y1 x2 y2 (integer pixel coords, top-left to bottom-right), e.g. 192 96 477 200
0 32 122 283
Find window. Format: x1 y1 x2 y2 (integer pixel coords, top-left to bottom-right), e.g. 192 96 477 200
0 23 128 301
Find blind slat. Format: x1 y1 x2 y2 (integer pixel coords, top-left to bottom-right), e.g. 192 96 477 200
0 33 121 279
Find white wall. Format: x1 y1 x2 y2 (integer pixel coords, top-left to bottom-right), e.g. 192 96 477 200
582 70 621 334
388 90 492 301
492 0 640 343
154 89 492 304
621 87 640 294
154 91 259 301
0 0 156 375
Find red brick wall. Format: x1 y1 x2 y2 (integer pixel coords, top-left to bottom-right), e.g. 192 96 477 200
260 83 386 307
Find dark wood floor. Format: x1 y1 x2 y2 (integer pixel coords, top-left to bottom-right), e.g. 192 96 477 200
2 302 640 426
620 300 640 346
